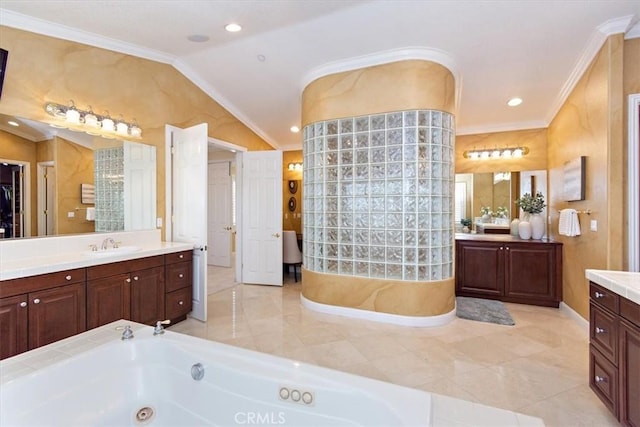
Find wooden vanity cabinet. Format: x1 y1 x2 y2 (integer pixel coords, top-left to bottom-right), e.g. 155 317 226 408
164 251 192 323
0 269 86 360
589 282 640 426
455 237 562 307
86 256 165 328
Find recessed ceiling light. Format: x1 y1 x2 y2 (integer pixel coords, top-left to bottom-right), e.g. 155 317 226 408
7 120 19 127
507 97 523 107
187 34 210 43
257 54 266 62
290 126 300 133
225 23 242 32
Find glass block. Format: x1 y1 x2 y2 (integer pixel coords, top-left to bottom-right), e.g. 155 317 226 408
431 248 442 264
371 181 385 196
326 213 338 227
354 230 369 244
326 227 338 243
386 213 402 229
387 163 402 178
404 163 417 178
314 243 324 257
315 138 324 153
371 213 385 228
341 166 353 180
340 118 353 133
404 265 417 281
371 230 385 245
327 259 338 273
371 147 385 163
355 116 369 132
341 182 353 196
418 232 429 246
431 142 442 160
333 226 348 242
355 245 369 260
371 196 385 212
431 266 442 280
371 164 385 179
387 129 403 145
327 243 338 258
350 148 366 165
340 244 353 259
431 162 442 179
326 166 338 181
354 197 369 211
404 145 416 161
355 133 369 148
418 110 429 127
326 151 338 165
340 135 353 150
404 179 417 195
386 112 402 128
404 247 417 263
386 196 402 212
431 111 442 127
387 264 402 279
418 266 429 281
341 214 353 228
314 122 324 137
432 213 442 229
355 165 369 180
371 246 385 262
387 230 403 245
404 110 417 127
339 261 353 275
341 151 353 165
431 231 442 247
355 261 369 276
371 263 385 278
417 196 429 212
386 180 402 194
326 182 338 195
403 230 417 246
387 146 402 163
431 196 442 212
404 213 417 229
430 179 442 195
327 120 338 135
418 145 428 161
354 182 369 196
326 197 338 212
354 213 369 228
371 115 385 130
371 131 385 147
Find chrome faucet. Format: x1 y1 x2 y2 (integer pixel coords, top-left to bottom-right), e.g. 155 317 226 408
101 237 116 250
153 320 171 336
121 325 134 340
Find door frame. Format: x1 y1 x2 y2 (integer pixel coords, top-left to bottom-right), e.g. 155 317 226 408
628 93 640 272
0 157 30 238
37 161 55 236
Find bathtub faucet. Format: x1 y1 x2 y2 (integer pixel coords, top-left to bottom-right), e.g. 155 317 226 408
153 320 171 336
121 325 134 340
101 237 117 250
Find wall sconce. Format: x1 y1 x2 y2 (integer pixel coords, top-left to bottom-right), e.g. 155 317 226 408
463 146 529 160
288 162 303 171
44 100 142 139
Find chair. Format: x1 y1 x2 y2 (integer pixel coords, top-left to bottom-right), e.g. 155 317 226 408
282 230 302 282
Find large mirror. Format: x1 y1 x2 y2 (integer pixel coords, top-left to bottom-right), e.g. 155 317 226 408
0 114 156 239
455 170 547 234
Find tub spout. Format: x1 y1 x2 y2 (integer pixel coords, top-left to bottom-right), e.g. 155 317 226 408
153 320 171 336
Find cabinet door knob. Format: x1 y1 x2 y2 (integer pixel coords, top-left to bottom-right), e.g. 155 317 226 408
178 300 184 305
179 254 184 259
20 301 27 308
179 273 184 278
126 278 132 283
505 246 510 251
33 298 40 304
595 375 607 383
65 275 72 281
499 246 504 250
594 292 604 298
133 276 139 281
595 327 606 334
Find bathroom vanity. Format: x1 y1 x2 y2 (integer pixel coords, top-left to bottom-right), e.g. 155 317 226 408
586 270 640 426
0 230 193 360
455 234 563 307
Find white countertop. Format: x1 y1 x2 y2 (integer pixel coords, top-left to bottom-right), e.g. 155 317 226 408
1 235 193 281
585 269 640 305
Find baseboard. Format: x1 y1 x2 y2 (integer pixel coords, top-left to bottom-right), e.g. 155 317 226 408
300 294 456 327
560 302 589 333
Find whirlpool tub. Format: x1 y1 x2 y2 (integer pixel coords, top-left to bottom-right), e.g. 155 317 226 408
0 320 544 427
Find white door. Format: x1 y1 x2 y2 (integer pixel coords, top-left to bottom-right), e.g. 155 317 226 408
167 124 208 321
38 162 56 236
241 151 283 286
207 162 232 267
124 141 156 231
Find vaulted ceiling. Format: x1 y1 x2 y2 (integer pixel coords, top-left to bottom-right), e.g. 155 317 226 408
1 1 639 150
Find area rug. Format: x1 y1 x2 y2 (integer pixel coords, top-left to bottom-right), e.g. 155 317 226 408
456 296 515 326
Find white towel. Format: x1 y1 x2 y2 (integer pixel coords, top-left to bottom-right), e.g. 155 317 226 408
559 208 581 237
85 207 96 221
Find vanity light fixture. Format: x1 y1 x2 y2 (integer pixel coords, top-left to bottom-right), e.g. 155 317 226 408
288 162 303 171
463 146 529 160
44 101 142 139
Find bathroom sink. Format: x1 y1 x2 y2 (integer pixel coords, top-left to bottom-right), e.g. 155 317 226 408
83 246 142 258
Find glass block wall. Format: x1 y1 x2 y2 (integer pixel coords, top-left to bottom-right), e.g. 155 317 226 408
302 110 455 282
94 147 124 232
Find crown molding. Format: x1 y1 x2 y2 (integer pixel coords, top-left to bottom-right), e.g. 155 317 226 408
625 20 640 39
456 120 547 136
0 9 175 64
0 123 53 142
544 14 636 125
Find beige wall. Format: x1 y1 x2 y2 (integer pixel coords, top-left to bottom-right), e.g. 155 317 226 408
302 60 455 125
282 150 303 235
0 26 275 235
547 35 625 319
456 128 548 174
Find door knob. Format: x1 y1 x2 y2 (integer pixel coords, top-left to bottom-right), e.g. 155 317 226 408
272 233 281 238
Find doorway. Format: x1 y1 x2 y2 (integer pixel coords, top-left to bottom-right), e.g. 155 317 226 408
0 160 28 239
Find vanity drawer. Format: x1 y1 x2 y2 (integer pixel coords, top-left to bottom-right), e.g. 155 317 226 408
166 287 192 320
589 345 619 418
590 301 619 363
0 268 86 298
165 261 192 293
165 251 192 265
620 296 640 328
590 282 619 313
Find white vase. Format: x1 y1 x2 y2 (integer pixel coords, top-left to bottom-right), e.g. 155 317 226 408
510 218 520 236
518 221 532 240
530 213 545 239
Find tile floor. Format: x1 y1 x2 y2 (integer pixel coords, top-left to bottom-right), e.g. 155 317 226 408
172 266 618 427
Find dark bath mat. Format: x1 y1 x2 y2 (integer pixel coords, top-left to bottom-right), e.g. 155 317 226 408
456 296 515 326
